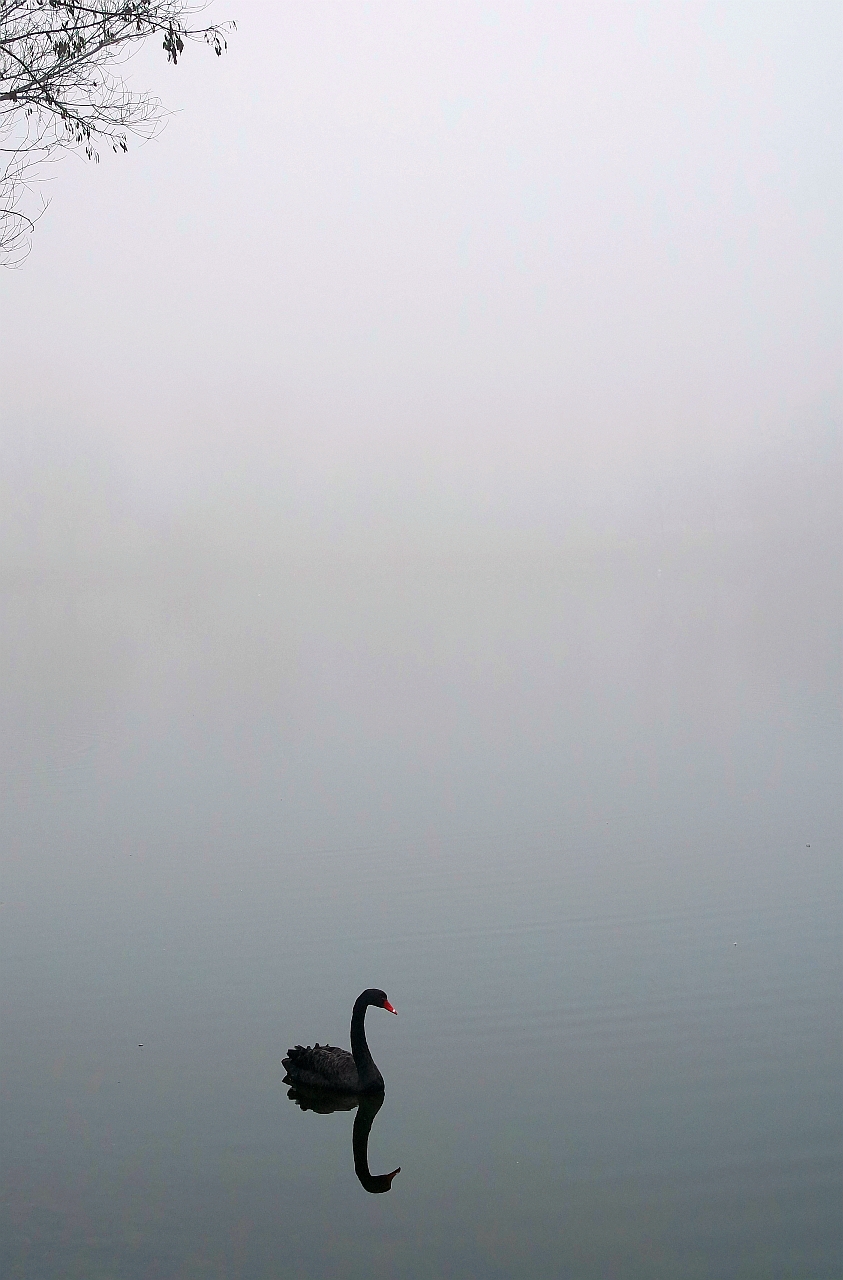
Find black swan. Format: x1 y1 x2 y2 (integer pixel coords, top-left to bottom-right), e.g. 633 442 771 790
282 988 397 1094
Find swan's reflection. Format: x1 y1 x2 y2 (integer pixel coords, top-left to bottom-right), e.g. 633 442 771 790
284 1086 401 1194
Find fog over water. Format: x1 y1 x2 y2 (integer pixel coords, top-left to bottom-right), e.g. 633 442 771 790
1 3 841 1277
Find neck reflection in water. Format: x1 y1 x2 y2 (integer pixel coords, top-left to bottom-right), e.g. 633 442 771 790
284 1086 401 1195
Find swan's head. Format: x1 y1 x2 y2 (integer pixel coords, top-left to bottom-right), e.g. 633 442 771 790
363 988 397 1015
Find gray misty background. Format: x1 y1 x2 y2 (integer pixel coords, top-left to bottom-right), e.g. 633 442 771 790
1 1 839 849
1 5 842 1277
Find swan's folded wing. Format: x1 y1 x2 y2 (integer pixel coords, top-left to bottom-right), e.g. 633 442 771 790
282 1043 358 1088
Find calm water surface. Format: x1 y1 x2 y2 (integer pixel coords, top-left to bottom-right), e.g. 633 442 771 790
2 560 841 1278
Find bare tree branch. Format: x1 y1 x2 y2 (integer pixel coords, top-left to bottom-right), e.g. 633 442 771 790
0 0 234 263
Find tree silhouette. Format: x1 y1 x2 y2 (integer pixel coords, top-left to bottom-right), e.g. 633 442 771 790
0 1 233 264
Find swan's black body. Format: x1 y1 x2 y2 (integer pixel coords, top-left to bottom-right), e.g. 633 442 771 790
282 988 396 1094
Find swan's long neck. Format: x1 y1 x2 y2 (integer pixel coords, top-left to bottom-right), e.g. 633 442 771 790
350 995 384 1092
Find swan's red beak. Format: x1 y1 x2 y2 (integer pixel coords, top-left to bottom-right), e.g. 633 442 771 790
383 1000 397 1015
